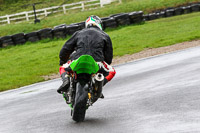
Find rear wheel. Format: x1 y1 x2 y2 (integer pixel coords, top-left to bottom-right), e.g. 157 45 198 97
72 82 88 122
72 99 87 122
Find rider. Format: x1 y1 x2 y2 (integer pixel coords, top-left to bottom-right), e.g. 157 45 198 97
57 15 116 94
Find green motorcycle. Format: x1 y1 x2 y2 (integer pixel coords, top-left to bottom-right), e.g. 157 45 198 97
62 55 104 122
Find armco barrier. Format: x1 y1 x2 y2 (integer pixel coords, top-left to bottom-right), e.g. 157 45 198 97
0 2 199 48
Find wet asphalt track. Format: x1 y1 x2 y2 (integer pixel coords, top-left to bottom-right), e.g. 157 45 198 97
1 46 200 133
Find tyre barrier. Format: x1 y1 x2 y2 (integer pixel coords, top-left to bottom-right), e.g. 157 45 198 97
38 28 53 40
182 6 192 14
12 33 26 45
102 17 118 29
129 11 144 23
76 22 85 30
145 13 157 21
54 24 67 29
0 36 15 47
144 3 199 22
0 2 199 48
165 8 175 17
66 24 80 35
52 27 67 39
174 7 184 16
0 38 2 47
25 32 40 42
113 13 131 26
191 4 200 12
157 11 166 18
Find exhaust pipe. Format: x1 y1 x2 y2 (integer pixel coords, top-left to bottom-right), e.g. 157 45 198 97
94 73 104 98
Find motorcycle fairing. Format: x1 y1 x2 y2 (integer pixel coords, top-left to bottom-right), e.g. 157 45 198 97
70 55 99 74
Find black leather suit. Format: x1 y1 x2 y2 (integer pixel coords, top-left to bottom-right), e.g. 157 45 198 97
59 27 113 65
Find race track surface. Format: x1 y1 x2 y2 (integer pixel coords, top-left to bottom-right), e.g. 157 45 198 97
1 46 200 133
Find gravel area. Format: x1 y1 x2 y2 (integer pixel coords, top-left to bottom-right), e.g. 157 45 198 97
43 40 200 80
112 40 200 65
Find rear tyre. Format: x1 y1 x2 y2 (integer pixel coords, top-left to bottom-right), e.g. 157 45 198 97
72 99 87 122
72 82 88 122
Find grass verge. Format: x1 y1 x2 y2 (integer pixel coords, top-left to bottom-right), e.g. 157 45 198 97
0 0 93 16
0 12 200 91
0 0 199 37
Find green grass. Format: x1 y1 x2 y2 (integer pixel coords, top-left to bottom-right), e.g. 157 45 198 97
112 12 200 56
0 0 199 37
0 12 200 91
0 0 84 16
0 0 197 16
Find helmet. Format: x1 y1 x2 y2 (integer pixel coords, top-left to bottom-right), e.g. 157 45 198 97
85 15 103 30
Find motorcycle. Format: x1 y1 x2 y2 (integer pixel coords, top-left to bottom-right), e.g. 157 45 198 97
62 55 104 122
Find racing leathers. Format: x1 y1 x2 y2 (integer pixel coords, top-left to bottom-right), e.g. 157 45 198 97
57 27 116 94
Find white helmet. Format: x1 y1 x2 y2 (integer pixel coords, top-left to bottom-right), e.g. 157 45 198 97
85 15 103 30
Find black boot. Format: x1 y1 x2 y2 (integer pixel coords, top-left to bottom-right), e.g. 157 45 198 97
57 72 70 94
103 78 108 86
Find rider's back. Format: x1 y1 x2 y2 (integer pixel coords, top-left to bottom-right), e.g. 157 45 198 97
71 27 112 64
60 27 113 65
